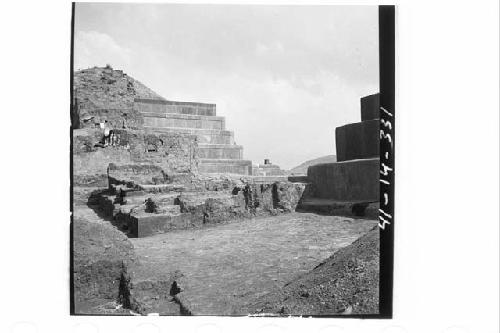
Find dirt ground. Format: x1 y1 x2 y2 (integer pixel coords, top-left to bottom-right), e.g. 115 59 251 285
250 227 380 315
129 212 376 315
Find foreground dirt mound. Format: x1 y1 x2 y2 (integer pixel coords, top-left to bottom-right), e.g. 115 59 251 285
250 227 379 315
72 217 137 314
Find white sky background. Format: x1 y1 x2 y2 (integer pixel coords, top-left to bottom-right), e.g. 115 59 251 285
75 3 379 169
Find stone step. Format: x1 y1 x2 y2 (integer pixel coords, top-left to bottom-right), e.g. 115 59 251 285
126 211 194 238
198 159 253 175
141 112 225 130
335 119 379 162
297 198 379 219
114 202 184 234
137 184 188 193
151 204 182 215
117 203 142 215
121 192 180 205
247 175 289 184
198 144 243 160
307 158 379 201
119 188 147 197
135 98 216 117
177 191 235 211
287 175 308 183
144 126 234 144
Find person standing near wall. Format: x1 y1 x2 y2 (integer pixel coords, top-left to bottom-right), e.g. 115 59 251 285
100 120 111 146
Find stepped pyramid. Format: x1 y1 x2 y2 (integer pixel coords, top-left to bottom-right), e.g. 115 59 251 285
135 98 253 175
298 93 380 217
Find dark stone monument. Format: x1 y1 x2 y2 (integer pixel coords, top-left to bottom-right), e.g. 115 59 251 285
303 93 380 210
335 119 379 162
361 93 380 121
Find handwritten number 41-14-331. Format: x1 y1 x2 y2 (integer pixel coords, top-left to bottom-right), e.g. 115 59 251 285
379 106 393 230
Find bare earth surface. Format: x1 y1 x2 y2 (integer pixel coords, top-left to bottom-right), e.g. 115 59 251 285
129 213 377 315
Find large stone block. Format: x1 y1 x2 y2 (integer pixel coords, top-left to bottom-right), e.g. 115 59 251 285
135 98 216 116
199 159 252 175
361 93 380 121
142 113 225 130
307 158 379 201
335 119 379 162
127 213 194 238
297 198 379 219
198 144 243 159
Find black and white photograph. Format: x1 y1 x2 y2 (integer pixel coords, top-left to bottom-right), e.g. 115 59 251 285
71 3 391 316
2 0 499 332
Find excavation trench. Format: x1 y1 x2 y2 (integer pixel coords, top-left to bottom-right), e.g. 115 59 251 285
128 212 376 315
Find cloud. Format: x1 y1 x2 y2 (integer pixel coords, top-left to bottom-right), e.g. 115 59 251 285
74 31 132 70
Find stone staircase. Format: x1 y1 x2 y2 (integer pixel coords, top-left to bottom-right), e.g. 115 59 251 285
135 98 252 175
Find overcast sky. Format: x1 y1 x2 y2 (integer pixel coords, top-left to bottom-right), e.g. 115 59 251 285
75 3 379 169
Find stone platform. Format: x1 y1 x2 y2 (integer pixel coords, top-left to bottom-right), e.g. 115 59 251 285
98 170 305 237
297 198 379 219
136 98 252 175
198 144 243 159
144 127 235 144
307 158 379 201
335 119 379 162
297 93 380 218
135 98 216 116
142 112 225 130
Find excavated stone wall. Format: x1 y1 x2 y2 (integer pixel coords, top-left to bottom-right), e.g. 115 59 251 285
73 128 198 187
98 172 306 238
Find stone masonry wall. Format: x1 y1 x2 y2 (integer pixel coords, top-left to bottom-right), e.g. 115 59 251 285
135 98 216 116
73 128 198 187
